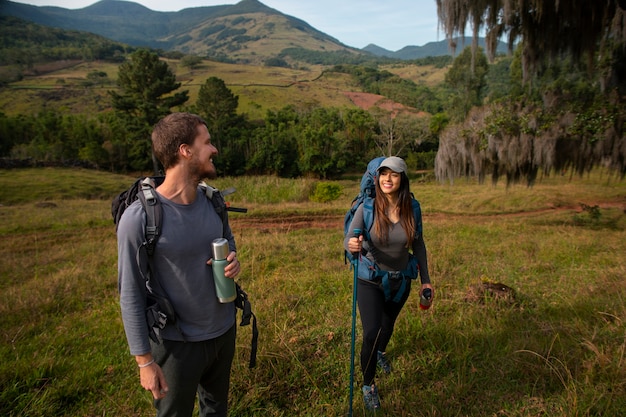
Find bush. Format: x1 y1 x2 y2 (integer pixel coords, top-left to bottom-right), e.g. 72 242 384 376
180 55 203 69
407 151 437 171
309 181 341 203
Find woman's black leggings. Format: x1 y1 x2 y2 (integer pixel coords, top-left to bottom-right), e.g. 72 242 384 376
357 278 411 386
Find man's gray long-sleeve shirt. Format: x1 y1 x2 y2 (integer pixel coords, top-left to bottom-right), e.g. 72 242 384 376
117 187 236 356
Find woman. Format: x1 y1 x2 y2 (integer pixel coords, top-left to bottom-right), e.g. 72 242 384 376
344 156 433 410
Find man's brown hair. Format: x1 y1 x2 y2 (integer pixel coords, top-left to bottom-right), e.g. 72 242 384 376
151 113 208 170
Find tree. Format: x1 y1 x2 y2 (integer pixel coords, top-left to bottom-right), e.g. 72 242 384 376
435 1 626 184
196 77 238 142
435 90 626 186
180 55 203 69
444 46 489 121
109 49 189 172
297 107 345 178
436 0 626 88
341 108 377 167
246 106 300 177
196 76 247 175
370 108 427 157
483 56 515 101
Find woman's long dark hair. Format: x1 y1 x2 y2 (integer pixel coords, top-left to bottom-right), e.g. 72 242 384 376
373 171 415 247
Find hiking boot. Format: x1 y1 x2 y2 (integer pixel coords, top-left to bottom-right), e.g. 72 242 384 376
362 384 381 410
377 351 391 374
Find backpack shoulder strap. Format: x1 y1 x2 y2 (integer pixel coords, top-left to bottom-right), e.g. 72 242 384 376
200 182 257 368
362 196 375 241
200 182 227 233
137 177 161 256
134 177 188 342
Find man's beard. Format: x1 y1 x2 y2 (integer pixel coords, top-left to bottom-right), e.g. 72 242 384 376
204 168 218 180
189 157 217 182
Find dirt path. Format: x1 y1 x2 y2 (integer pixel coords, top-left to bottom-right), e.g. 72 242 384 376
231 214 342 231
229 201 625 231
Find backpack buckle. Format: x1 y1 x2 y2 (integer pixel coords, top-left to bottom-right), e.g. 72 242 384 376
388 271 403 280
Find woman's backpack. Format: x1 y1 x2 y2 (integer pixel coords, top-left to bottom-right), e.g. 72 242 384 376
343 158 423 302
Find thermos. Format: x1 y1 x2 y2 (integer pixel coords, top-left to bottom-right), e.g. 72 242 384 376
419 288 432 310
211 238 236 303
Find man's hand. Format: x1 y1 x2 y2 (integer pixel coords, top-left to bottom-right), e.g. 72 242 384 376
224 251 241 278
207 251 240 279
137 355 168 399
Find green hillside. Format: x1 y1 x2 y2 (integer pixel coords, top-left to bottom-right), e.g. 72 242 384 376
0 15 129 66
0 15 451 177
0 54 447 120
1 0 362 65
0 10 449 119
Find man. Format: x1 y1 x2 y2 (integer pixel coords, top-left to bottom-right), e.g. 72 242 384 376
117 112 241 416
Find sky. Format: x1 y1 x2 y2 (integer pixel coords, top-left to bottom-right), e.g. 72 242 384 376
14 0 446 51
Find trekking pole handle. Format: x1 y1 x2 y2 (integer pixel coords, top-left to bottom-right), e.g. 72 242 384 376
351 228 362 259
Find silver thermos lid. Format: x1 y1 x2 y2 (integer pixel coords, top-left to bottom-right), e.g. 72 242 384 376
212 238 229 260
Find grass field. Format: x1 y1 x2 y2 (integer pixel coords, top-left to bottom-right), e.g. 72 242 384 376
0 59 360 119
1 167 625 416
0 57 446 120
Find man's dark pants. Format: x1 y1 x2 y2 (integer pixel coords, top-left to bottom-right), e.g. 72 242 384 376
152 324 236 417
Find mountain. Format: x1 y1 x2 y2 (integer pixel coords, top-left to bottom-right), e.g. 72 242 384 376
363 37 511 60
0 0 509 65
0 14 129 67
0 0 362 65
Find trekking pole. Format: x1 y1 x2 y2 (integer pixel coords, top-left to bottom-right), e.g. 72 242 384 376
349 228 361 417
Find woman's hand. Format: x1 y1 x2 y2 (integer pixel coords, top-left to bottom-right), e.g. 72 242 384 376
347 236 363 254
420 283 434 301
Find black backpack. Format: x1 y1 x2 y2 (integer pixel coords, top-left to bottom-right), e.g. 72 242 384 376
112 177 257 368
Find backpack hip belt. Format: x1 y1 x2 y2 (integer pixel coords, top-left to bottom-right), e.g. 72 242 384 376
356 254 419 303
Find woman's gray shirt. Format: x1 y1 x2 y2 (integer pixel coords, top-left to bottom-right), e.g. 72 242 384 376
117 187 236 356
343 203 430 284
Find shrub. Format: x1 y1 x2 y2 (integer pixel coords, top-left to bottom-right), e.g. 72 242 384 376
309 181 341 203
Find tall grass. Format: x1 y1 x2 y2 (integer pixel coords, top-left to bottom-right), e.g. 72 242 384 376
1 168 625 416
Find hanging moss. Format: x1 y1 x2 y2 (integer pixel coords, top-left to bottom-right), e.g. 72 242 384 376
435 101 626 186
436 0 626 90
